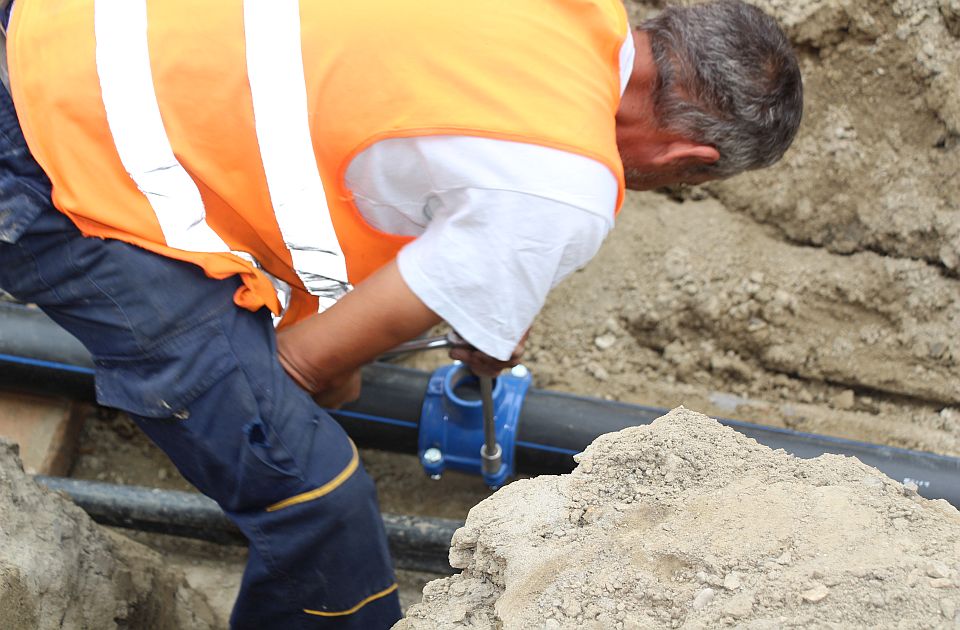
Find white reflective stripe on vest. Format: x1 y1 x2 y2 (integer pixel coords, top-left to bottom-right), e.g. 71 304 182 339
244 0 350 310
94 0 229 253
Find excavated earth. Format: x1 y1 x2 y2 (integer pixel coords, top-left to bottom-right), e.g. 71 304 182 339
397 409 960 629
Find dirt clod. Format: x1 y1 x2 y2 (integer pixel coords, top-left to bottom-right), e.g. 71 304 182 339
800 583 829 603
0 439 216 630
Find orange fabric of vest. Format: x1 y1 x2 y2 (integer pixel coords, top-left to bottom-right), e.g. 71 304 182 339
8 0 628 326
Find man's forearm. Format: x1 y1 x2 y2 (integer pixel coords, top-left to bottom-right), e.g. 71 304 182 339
276 260 441 393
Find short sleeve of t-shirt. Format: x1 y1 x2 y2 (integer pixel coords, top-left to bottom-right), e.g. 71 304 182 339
345 136 617 360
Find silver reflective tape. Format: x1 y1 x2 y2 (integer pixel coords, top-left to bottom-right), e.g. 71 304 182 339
94 0 228 253
243 0 350 302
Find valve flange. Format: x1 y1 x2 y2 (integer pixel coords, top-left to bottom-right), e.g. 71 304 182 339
417 363 532 489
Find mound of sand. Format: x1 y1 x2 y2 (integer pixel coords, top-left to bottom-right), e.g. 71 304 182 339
397 408 960 629
0 439 216 630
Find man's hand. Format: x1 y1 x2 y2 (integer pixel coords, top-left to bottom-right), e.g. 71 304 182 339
448 330 528 377
277 332 360 408
275 260 441 401
310 368 362 409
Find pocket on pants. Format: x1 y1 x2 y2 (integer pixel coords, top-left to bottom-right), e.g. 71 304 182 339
92 321 236 419
231 417 311 512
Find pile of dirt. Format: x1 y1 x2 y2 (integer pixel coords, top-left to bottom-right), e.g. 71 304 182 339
397 408 960 629
0 439 216 630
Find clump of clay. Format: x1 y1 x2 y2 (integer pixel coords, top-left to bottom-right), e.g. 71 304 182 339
0 439 216 630
397 408 960 629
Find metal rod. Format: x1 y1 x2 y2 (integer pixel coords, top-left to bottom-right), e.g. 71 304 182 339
35 475 461 575
478 375 501 476
479 376 495 453
379 335 456 359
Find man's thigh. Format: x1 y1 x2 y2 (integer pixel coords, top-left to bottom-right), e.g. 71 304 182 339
0 211 355 503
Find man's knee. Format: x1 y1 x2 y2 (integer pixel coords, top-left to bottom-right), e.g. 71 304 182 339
229 462 399 629
260 442 381 524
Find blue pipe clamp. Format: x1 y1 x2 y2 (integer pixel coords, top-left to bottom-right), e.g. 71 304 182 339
417 363 532 489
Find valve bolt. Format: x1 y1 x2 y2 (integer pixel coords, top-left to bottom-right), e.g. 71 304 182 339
423 447 443 465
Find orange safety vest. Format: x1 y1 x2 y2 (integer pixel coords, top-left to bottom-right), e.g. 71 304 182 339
8 0 628 326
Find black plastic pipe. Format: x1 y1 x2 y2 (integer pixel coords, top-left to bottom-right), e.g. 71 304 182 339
36 476 460 575
4 302 960 507
337 364 960 507
0 302 96 400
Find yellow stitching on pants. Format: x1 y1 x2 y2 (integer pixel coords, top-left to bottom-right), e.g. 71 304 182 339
303 583 399 617
265 440 359 512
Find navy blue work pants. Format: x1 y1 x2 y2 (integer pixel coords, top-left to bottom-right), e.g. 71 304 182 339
0 87 402 628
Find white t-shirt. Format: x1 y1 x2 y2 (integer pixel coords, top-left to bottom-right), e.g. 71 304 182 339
344 32 635 361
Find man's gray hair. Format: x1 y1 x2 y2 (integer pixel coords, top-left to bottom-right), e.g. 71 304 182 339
640 0 803 177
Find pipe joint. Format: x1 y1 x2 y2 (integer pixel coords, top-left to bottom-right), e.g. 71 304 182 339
418 363 531 489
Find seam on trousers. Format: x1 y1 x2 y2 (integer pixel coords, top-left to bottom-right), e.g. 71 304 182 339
265 440 359 512
11 238 59 299
220 306 278 421
64 236 148 355
251 520 293 588
303 583 399 618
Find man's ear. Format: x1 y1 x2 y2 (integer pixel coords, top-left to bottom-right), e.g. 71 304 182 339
652 142 720 167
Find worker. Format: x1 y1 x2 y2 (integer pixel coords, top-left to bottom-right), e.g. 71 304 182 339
0 0 802 627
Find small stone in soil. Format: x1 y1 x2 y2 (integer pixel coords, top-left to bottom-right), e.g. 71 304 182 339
940 599 956 620
723 573 741 591
722 594 753 618
801 583 829 603
692 588 715 610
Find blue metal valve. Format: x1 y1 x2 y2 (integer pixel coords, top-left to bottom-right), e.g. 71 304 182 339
417 363 532 489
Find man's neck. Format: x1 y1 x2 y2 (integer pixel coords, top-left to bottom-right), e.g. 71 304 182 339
615 31 670 163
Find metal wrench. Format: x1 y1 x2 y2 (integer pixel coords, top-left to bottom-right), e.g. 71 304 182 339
379 330 471 359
